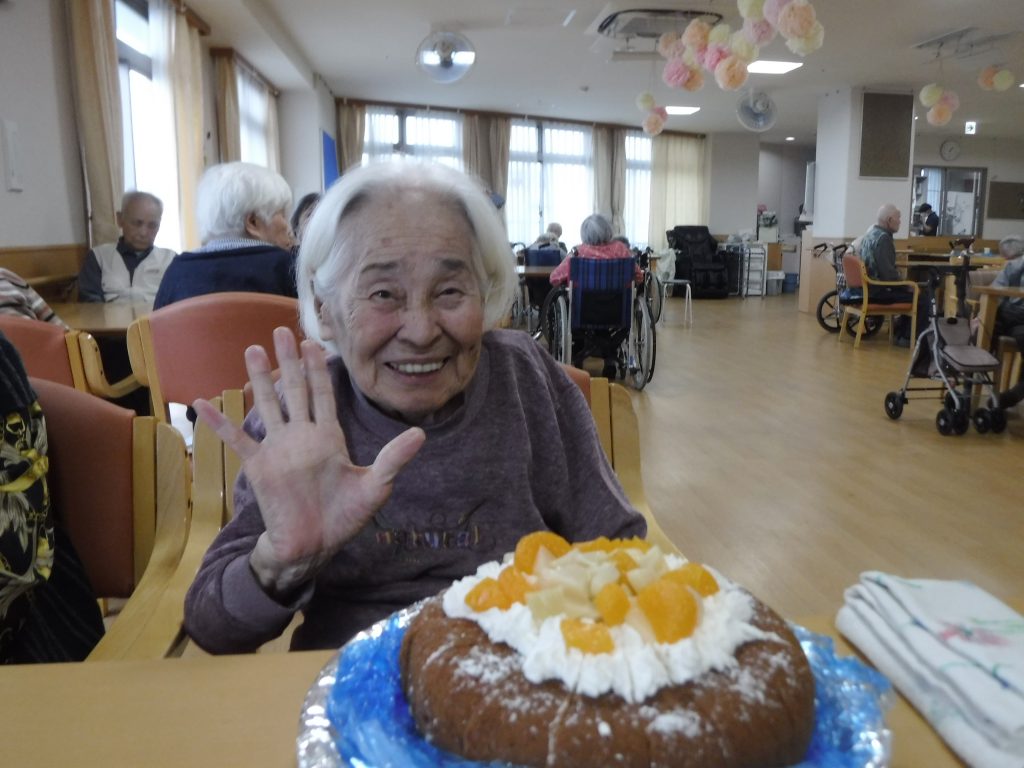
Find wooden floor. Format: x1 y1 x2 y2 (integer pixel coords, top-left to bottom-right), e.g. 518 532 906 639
633 292 1023 622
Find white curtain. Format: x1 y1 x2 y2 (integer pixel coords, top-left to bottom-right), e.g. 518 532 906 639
649 133 707 251
170 7 204 250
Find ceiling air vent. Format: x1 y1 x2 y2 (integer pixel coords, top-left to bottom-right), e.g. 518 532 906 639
594 8 724 40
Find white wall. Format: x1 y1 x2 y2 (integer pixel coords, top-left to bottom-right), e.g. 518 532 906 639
913 135 1024 241
706 132 760 236
814 88 914 240
278 77 336 204
0 0 84 247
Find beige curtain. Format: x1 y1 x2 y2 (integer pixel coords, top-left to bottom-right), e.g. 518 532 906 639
171 9 204 249
213 52 240 162
592 127 627 236
463 114 510 218
336 101 366 173
66 0 123 246
267 91 281 172
610 128 627 237
649 133 707 251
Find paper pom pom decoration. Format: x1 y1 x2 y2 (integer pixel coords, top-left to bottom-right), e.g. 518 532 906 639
785 20 823 55
927 104 952 126
701 42 731 72
643 110 667 136
776 0 817 39
682 18 711 49
636 91 656 112
682 68 705 92
708 23 732 45
657 32 680 59
993 69 1015 91
730 30 759 62
762 0 794 27
662 57 692 88
743 17 777 46
738 0 765 19
938 89 959 111
919 83 944 107
715 56 750 90
978 66 998 90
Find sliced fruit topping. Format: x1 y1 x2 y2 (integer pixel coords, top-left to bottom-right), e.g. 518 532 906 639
637 576 699 644
561 617 615 654
465 577 512 612
663 562 719 597
594 582 631 626
514 531 572 574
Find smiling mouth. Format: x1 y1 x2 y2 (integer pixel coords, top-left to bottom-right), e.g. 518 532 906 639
389 359 447 375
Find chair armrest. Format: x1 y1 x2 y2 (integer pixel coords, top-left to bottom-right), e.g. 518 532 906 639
865 277 920 293
78 332 142 399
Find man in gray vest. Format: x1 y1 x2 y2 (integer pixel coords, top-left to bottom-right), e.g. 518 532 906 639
78 191 176 303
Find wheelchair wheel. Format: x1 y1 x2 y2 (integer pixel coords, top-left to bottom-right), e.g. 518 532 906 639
644 271 663 325
844 314 885 338
628 296 656 390
816 290 841 333
540 287 571 364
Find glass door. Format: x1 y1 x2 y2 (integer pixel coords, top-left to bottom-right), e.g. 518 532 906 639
911 166 986 236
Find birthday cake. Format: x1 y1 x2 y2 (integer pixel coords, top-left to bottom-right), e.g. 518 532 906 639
399 533 815 767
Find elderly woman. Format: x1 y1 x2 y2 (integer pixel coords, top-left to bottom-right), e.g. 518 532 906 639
153 162 298 309
183 162 646 653
548 213 642 286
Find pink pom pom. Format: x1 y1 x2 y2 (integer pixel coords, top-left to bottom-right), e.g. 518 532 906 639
643 111 666 136
662 57 692 88
652 106 668 120
715 56 750 91
743 17 777 46
938 90 960 111
776 0 816 39
682 18 711 49
763 0 794 27
701 42 731 73
927 104 952 127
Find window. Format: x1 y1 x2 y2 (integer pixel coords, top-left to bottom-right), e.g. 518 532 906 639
912 165 987 236
362 106 463 169
506 120 593 246
622 132 652 249
114 0 181 251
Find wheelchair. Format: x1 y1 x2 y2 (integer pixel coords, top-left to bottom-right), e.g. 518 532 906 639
540 256 656 390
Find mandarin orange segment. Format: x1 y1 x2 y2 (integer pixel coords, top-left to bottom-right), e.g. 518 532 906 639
664 562 719 597
497 565 532 604
636 577 699 643
611 550 638 577
594 582 631 626
514 531 572 574
465 577 512 612
613 536 652 552
576 537 613 553
561 617 615 654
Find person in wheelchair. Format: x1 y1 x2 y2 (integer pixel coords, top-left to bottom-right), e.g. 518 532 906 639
550 215 644 379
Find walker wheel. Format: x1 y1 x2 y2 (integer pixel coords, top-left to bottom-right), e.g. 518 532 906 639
954 411 969 435
972 408 991 434
884 392 904 420
936 409 954 436
990 408 1007 434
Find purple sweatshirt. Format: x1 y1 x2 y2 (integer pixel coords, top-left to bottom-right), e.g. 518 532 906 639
184 330 646 652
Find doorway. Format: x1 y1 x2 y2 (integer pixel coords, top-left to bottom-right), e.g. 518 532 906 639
911 166 986 236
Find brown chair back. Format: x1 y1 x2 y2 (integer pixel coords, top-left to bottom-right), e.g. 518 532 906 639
31 378 143 597
0 315 86 389
128 292 302 421
841 253 865 290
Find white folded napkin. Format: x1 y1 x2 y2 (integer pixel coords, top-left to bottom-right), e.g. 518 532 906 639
836 572 1024 768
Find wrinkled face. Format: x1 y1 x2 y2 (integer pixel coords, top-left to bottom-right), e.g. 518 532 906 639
246 208 295 250
118 199 162 252
317 191 485 425
884 209 902 233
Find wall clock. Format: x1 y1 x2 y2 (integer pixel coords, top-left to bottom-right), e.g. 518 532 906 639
940 140 961 161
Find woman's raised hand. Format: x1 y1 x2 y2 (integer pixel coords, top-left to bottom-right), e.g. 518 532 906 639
192 327 425 599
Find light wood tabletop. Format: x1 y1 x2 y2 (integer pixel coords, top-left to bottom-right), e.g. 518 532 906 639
51 301 152 335
0 618 975 767
974 285 1024 349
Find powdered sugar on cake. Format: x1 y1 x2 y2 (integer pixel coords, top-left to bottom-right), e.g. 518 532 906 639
442 556 778 704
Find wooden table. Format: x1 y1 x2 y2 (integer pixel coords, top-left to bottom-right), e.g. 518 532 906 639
51 301 152 336
0 620 973 767
974 285 1024 349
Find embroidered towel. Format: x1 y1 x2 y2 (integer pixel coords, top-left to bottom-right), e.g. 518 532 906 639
836 572 1024 768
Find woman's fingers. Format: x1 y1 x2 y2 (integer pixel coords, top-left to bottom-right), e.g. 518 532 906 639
305 340 336 424
274 327 311 425
370 427 426 487
245 343 284 430
192 398 260 460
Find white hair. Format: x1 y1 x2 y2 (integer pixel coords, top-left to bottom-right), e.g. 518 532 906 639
196 162 292 243
296 159 517 352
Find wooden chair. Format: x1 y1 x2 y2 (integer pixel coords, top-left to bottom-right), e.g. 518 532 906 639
126 292 302 423
0 315 138 398
838 253 920 349
28 378 192 661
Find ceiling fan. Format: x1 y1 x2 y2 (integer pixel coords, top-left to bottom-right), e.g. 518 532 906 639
736 91 778 132
416 31 476 84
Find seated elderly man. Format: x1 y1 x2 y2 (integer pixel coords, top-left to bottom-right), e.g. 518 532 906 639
153 162 297 309
857 203 921 345
78 191 176 304
183 162 646 653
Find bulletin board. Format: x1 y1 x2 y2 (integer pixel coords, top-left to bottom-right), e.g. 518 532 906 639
322 131 340 188
987 181 1024 219
859 93 914 178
